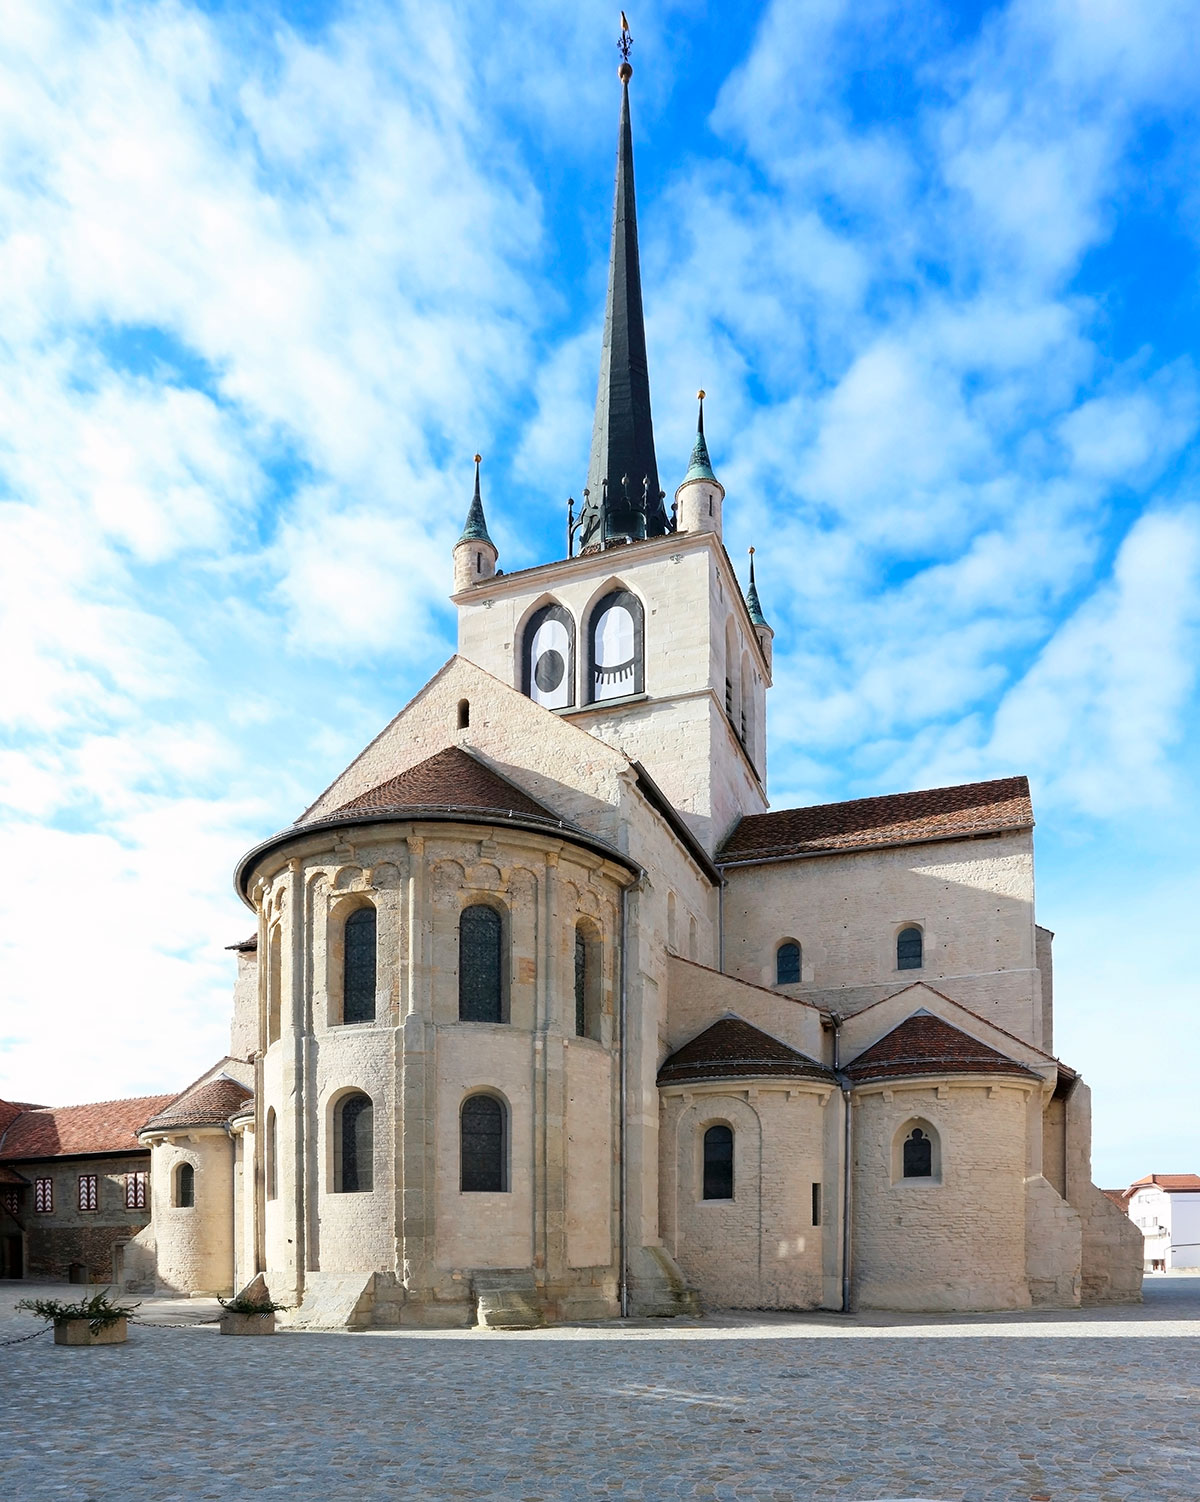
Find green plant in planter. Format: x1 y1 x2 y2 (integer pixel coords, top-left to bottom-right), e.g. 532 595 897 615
17 1288 140 1334
218 1294 288 1316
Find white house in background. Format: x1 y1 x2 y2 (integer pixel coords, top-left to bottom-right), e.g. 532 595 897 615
1112 1175 1200 1272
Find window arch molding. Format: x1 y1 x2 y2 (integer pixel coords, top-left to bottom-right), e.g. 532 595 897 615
896 924 924 972
458 900 509 1024
329 1088 374 1194
584 582 645 703
891 1117 941 1184
519 598 576 710
775 939 802 986
460 1090 510 1193
330 897 377 1026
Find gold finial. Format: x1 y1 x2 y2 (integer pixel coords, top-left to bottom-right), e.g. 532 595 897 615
474 453 482 464
697 389 705 401
618 12 633 79
749 545 755 556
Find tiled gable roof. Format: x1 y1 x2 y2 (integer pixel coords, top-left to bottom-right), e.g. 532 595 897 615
0 1099 24 1136
1130 1173 1200 1193
1102 1187 1133 1210
844 1012 1039 1084
321 745 558 825
140 1076 253 1133
718 776 1032 864
658 1016 834 1087
0 1095 176 1161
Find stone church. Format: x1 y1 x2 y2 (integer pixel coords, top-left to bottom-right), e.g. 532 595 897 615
27 47 1141 1325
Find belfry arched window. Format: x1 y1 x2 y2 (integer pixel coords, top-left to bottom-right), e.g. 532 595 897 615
702 1124 734 1200
459 904 505 1023
522 602 575 710
461 1094 507 1192
776 941 801 986
343 906 377 1024
334 1092 373 1193
588 588 644 702
897 926 923 970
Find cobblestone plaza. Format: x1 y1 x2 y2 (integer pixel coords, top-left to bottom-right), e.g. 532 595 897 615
4 1279 1198 1500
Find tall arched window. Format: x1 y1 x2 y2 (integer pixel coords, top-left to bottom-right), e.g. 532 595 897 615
702 1124 734 1200
522 602 575 710
574 924 601 1041
903 1126 933 1179
175 1162 195 1208
265 1107 277 1201
334 1093 373 1193
459 904 505 1022
267 925 282 1044
588 588 644 702
776 941 801 986
343 906 377 1024
897 926 923 970
461 1094 507 1192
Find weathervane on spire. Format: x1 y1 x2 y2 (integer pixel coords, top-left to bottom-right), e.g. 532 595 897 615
618 12 633 78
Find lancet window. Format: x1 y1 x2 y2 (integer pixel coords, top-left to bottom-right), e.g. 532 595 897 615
459 904 505 1023
335 1093 374 1193
702 1124 734 1201
461 1094 507 1192
175 1163 195 1208
588 589 644 702
343 906 377 1024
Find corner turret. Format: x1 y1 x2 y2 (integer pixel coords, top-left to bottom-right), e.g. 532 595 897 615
675 390 724 537
453 454 498 591
746 547 773 671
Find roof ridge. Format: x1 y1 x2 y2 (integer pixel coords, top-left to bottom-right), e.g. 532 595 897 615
667 953 829 1014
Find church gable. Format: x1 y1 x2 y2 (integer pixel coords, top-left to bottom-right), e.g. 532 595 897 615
325 746 561 825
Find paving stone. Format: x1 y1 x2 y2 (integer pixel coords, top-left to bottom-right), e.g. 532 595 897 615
3 1278 1199 1499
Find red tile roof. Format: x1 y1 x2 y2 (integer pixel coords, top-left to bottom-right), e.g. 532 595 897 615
0 1099 23 1136
1102 1188 1134 1210
1129 1174 1200 1193
0 1095 176 1161
321 745 558 825
0 1165 30 1185
658 1016 834 1086
717 776 1033 864
140 1076 252 1133
226 934 258 953
844 1011 1039 1084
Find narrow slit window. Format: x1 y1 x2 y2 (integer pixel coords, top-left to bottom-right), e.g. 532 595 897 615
461 1094 507 1192
457 698 470 729
702 1124 734 1200
811 1182 822 1227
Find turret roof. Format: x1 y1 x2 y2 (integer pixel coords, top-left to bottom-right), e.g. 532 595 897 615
327 745 557 824
457 455 494 548
657 1016 834 1087
844 1011 1038 1084
682 393 717 485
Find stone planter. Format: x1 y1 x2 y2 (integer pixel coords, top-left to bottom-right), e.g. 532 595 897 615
53 1317 127 1346
220 1311 276 1336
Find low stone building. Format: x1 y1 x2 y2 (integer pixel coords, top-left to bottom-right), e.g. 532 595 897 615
0 1094 172 1283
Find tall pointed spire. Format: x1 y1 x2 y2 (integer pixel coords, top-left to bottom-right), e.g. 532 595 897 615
684 390 717 484
577 18 667 553
746 547 768 628
458 453 493 547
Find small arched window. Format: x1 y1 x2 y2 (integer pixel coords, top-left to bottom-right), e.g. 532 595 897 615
776 941 801 986
457 698 470 729
459 904 505 1023
574 925 601 1041
897 926 923 971
175 1162 195 1209
335 1092 373 1193
702 1124 734 1200
588 588 644 702
461 1094 507 1192
522 602 575 710
903 1126 933 1179
343 906 376 1024
265 1107 277 1201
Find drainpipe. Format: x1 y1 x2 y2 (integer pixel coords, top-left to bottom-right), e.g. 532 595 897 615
618 882 630 1317
717 876 726 972
832 1014 853 1313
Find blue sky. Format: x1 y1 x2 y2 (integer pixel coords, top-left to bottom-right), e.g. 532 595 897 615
1 0 1197 1187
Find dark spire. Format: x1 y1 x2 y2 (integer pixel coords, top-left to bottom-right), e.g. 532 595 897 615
577 21 667 553
746 547 768 628
457 454 494 547
683 389 717 484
